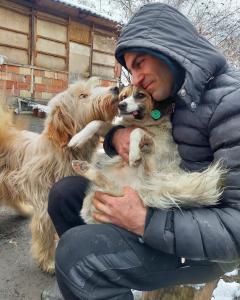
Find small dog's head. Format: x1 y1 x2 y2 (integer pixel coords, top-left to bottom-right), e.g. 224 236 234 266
118 85 153 120
46 78 119 147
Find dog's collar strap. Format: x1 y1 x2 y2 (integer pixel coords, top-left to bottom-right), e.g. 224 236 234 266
151 99 174 120
151 109 161 120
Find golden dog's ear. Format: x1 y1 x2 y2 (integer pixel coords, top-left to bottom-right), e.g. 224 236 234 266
47 106 77 147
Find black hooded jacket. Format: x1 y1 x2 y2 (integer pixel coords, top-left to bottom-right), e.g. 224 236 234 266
104 3 240 262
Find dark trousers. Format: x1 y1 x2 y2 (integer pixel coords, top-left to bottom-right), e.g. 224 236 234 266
48 176 236 300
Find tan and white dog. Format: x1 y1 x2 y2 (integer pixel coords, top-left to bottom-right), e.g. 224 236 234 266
70 85 225 224
0 78 119 273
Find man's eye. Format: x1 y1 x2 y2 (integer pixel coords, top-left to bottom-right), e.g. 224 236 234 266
135 59 144 68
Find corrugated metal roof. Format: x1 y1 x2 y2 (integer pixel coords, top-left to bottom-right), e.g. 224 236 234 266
51 0 119 23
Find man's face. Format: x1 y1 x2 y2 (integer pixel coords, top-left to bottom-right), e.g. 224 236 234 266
124 52 174 101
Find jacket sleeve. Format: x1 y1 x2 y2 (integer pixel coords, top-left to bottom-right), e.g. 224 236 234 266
143 87 240 262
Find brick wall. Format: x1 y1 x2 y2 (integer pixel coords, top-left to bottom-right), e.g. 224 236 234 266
101 79 118 87
0 64 68 104
0 64 118 107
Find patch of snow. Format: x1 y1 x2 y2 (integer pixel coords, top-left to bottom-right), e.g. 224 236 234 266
212 279 240 300
225 269 239 277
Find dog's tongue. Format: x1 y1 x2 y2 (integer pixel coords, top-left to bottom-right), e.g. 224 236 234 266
132 111 139 116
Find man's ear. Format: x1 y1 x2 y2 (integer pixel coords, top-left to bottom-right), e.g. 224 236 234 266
47 106 77 147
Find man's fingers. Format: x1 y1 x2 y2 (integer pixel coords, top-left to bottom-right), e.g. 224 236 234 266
93 212 112 223
92 198 111 215
94 191 114 203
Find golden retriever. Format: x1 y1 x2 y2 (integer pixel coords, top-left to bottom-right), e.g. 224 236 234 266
0 78 119 273
70 85 225 224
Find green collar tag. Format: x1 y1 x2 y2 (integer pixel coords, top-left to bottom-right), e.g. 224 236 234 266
151 109 161 120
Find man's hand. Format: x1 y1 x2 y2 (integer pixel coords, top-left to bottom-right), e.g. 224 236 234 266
93 187 147 236
112 127 135 162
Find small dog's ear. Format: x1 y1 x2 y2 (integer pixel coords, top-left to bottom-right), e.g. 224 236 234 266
47 106 77 147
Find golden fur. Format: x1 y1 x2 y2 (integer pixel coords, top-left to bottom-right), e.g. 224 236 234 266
0 78 119 273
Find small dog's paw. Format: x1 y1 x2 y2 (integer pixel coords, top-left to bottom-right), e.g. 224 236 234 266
72 160 89 174
139 135 154 154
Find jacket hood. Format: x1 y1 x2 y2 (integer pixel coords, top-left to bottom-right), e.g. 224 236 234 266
115 3 227 110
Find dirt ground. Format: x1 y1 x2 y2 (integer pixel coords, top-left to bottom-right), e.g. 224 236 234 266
0 207 55 300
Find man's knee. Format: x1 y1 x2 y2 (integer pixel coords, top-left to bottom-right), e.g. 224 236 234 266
55 224 136 300
48 176 89 218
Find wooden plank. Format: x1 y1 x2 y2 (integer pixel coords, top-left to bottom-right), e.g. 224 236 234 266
36 18 67 42
29 8 36 65
92 52 115 67
0 29 28 49
0 0 30 15
35 53 66 71
0 43 28 52
0 7 29 33
92 64 114 79
69 21 90 45
69 42 90 76
66 16 70 73
93 48 116 56
36 51 66 60
0 25 28 36
0 46 28 65
141 279 220 300
36 35 66 45
93 33 115 53
94 28 117 38
89 24 94 77
36 38 66 56
36 11 68 25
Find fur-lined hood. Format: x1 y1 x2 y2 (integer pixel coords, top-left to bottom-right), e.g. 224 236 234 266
115 3 227 110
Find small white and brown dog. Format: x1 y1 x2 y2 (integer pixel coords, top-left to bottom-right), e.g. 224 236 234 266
70 85 225 224
0 78 119 273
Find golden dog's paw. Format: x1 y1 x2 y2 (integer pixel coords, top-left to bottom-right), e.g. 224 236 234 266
41 260 55 274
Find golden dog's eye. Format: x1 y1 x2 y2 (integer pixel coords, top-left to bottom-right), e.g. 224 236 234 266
80 94 88 99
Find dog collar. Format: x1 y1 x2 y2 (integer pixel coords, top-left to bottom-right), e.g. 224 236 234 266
151 99 174 121
151 109 161 120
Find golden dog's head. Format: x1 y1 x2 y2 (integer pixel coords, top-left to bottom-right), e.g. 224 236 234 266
45 78 119 147
118 85 153 120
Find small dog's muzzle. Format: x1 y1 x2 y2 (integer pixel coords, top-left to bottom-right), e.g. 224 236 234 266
118 102 127 111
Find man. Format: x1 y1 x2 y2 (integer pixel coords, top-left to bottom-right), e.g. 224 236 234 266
43 2 240 300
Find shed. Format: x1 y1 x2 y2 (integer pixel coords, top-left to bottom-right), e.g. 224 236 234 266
0 0 121 104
